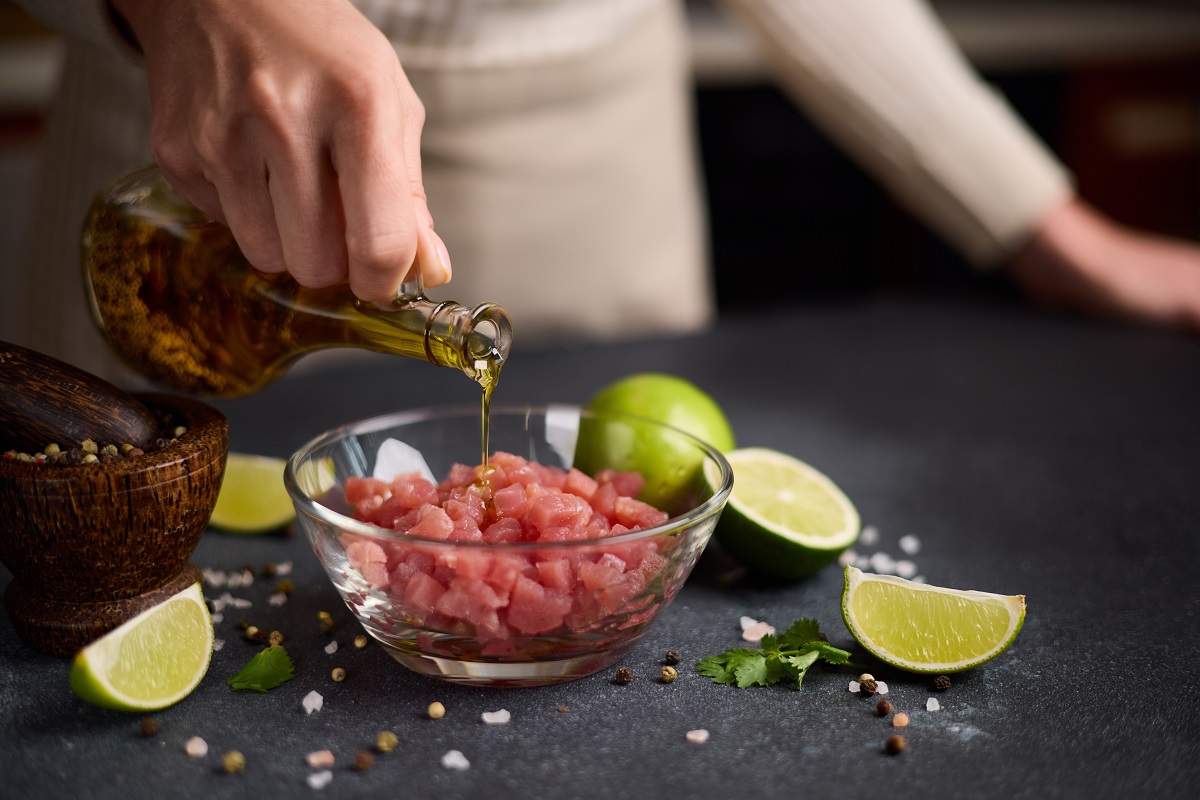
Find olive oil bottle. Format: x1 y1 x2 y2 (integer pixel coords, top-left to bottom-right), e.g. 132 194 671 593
81 165 512 466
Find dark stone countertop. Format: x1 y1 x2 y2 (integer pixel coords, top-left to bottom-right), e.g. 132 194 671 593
3 297 1198 799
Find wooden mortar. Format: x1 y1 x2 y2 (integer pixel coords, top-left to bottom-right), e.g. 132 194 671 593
0 393 227 656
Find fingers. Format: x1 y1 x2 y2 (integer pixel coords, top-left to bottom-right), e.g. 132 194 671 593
267 149 348 287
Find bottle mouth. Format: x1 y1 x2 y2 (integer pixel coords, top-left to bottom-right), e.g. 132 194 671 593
465 303 513 373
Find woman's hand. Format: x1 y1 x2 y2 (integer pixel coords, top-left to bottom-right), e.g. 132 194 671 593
1007 197 1200 334
112 0 450 301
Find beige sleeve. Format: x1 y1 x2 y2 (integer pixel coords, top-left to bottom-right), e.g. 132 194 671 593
717 0 1074 268
14 0 139 60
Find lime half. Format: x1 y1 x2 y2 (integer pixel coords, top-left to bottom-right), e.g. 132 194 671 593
841 566 1026 674
210 453 296 534
70 583 213 712
708 447 859 578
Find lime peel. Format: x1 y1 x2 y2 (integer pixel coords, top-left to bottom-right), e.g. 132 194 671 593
841 566 1026 674
69 582 213 712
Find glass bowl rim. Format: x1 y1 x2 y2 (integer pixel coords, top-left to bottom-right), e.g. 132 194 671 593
284 403 734 552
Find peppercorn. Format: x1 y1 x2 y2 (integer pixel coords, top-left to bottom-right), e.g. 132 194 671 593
235 619 250 631
354 751 375 771
43 443 61 457
140 717 160 737
82 453 99 464
126 447 145 458
859 677 878 695
932 674 952 691
375 731 399 753
875 698 893 717
664 650 681 666
660 666 678 683
427 702 446 720
353 635 368 649
81 439 98 455
614 667 633 685
262 562 278 579
244 625 266 643
275 578 294 595
892 713 910 728
331 667 347 682
557 706 569 713
222 751 246 774
318 611 336 633
268 630 284 647
885 735 906 755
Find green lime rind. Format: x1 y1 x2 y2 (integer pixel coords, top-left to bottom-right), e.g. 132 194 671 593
70 583 213 712
840 566 1026 674
706 448 860 579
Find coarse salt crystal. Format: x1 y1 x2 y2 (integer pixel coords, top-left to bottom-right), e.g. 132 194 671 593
184 736 208 758
441 750 470 771
869 552 895 573
848 681 860 693
306 770 333 790
211 613 223 624
302 690 324 714
895 560 917 579
268 592 288 607
854 556 871 570
927 697 941 712
859 525 879 545
226 572 245 589
202 568 226 588
324 641 338 655
742 621 775 642
274 561 293 576
686 729 710 744
212 639 225 652
481 709 511 725
899 534 921 555
306 750 335 768
913 576 927 584
876 681 889 695
838 549 858 567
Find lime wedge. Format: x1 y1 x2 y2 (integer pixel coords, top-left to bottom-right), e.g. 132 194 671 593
841 566 1026 674
210 453 296 534
69 583 213 712
708 447 859 578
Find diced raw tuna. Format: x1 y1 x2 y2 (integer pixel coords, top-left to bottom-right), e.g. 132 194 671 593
341 450 685 645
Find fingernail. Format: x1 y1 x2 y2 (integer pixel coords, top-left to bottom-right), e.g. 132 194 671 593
430 227 452 283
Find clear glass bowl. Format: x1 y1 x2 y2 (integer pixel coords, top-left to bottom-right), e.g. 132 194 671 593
285 404 733 687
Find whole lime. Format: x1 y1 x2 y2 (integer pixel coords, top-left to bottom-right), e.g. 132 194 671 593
575 373 735 512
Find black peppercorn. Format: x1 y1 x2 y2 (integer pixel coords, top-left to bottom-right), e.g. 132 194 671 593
885 735 906 755
932 674 952 691
614 667 633 685
664 650 681 666
859 677 878 695
139 717 160 738
875 698 893 717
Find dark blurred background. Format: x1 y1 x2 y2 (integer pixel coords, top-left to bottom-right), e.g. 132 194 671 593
2 0 1198 317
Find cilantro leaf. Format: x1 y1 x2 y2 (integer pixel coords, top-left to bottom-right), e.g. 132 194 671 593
799 640 853 665
777 618 821 651
697 649 758 686
697 618 849 690
781 650 821 688
228 645 295 692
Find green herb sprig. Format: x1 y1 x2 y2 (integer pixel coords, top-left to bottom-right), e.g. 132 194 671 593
227 645 295 692
697 618 851 689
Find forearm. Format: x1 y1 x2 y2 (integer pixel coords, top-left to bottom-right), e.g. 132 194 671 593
719 0 1073 267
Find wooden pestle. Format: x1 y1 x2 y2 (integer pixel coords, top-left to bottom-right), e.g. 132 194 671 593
0 340 160 453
